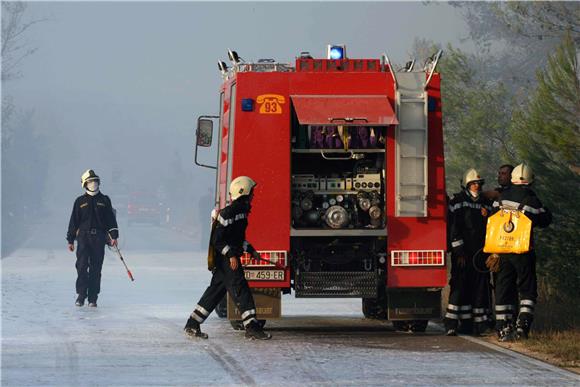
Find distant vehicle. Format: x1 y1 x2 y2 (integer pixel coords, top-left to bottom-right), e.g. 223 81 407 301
127 192 161 226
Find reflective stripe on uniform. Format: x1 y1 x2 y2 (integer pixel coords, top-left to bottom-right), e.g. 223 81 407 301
445 312 459 320
474 316 488 323
459 313 472 319
195 305 209 317
451 240 464 248
495 313 513 321
221 245 231 255
473 308 486 314
449 201 490 212
496 304 514 311
519 307 534 314
492 200 546 214
520 299 535 306
460 305 472 311
190 312 204 323
241 309 256 320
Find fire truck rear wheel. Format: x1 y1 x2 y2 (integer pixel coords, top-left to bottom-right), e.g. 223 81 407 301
215 296 227 318
392 320 428 333
362 298 386 319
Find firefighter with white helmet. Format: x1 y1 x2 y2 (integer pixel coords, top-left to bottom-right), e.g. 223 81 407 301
489 163 552 341
445 168 493 336
184 176 272 340
66 169 119 307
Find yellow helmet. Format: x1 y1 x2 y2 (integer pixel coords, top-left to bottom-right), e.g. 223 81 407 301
229 176 257 201
80 169 100 188
511 163 534 185
463 168 484 187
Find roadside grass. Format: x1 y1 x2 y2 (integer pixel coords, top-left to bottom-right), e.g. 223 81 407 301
524 281 579 367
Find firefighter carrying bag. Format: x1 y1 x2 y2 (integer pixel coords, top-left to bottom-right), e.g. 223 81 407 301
483 205 532 254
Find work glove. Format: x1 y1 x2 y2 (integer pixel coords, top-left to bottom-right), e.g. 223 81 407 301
486 254 501 273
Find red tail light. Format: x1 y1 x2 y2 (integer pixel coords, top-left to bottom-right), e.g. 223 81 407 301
391 250 445 266
241 251 287 267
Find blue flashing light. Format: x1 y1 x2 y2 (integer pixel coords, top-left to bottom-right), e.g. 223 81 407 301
241 98 254 112
329 46 344 60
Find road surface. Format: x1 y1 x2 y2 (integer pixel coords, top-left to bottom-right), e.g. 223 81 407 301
2 219 579 386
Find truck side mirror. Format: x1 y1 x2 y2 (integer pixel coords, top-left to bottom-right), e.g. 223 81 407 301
196 119 213 147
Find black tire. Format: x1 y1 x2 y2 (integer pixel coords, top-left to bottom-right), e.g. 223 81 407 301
215 296 227 318
392 321 409 331
230 320 244 330
362 298 387 319
392 320 429 332
410 320 428 333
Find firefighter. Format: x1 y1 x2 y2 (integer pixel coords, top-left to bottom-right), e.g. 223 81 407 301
67 169 119 307
445 168 493 336
184 176 272 340
491 163 552 342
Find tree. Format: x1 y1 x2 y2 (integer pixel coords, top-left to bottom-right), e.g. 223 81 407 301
510 33 580 300
411 38 515 190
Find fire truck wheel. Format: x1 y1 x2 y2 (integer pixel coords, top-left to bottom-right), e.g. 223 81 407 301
215 296 227 318
409 320 428 332
362 298 387 319
230 320 244 330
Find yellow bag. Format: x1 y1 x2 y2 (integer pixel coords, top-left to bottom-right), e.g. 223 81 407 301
483 209 532 254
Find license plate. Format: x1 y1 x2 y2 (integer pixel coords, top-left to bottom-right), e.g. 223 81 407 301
244 269 285 281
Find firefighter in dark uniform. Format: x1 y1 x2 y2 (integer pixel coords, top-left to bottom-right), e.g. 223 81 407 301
67 169 119 307
184 176 271 340
445 168 493 336
491 163 552 341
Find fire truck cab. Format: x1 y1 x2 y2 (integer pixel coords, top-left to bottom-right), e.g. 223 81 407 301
195 45 447 331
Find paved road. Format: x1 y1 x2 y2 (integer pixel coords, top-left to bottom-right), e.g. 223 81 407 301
2 221 579 386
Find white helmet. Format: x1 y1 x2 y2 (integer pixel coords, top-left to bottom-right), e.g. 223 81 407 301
511 163 534 185
229 176 257 201
81 169 100 188
463 168 484 187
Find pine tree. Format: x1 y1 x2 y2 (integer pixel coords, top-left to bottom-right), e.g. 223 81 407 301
510 33 580 300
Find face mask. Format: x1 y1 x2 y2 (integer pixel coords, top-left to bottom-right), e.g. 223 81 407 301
86 181 100 193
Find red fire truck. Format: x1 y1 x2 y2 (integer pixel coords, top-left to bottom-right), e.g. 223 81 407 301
195 45 447 332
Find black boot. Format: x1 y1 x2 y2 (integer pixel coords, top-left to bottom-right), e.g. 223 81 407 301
245 320 272 340
75 295 85 307
184 317 208 339
515 319 530 340
498 324 516 342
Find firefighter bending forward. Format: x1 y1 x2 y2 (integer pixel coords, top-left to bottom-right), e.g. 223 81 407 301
492 163 551 342
445 169 492 336
67 169 119 307
184 176 272 340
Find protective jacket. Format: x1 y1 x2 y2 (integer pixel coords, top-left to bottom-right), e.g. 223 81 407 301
449 190 492 254
213 196 257 258
67 192 119 243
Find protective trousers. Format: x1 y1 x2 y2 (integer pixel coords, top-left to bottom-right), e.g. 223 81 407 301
445 251 491 333
494 252 537 332
191 254 257 328
76 232 106 303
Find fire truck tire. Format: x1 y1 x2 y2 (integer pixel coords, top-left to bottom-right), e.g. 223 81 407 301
362 298 387 319
410 320 428 332
215 296 227 318
392 320 428 333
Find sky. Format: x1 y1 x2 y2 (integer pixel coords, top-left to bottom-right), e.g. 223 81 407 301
2 1 471 235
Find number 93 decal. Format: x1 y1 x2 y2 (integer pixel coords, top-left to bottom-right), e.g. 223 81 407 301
256 94 285 114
